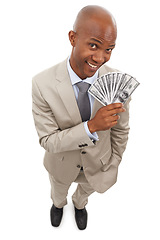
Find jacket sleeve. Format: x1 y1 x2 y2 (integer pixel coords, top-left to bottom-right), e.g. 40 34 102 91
110 97 131 163
32 78 95 154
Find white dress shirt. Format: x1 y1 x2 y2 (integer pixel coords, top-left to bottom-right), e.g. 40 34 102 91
67 57 99 141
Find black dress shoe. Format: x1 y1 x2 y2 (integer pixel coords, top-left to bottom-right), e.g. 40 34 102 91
74 207 87 230
50 204 63 227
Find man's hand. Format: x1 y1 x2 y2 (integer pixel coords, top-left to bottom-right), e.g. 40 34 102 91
88 103 126 133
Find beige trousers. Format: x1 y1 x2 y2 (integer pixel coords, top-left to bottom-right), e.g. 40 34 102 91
49 170 95 209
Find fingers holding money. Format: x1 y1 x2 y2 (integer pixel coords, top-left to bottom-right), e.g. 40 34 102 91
88 103 125 133
106 103 123 109
100 103 126 116
107 103 126 115
104 102 124 110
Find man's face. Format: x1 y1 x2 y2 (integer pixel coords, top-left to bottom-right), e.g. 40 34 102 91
69 18 117 79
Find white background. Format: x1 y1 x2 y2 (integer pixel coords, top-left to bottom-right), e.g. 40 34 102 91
0 0 160 239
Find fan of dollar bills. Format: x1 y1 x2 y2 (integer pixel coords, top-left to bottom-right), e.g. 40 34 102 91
88 72 140 105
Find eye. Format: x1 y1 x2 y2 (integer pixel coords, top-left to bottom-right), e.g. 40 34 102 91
89 43 97 49
106 48 113 53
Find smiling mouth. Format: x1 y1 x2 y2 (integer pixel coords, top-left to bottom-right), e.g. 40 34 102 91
86 61 99 69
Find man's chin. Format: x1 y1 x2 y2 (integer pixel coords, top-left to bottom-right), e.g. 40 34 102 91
85 69 98 78
84 62 102 78
79 66 99 79
81 72 95 79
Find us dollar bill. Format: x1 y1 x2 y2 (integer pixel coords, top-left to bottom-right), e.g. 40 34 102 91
113 77 140 103
88 85 108 106
88 72 140 106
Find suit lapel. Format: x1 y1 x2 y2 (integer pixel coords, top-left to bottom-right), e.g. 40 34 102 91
56 59 82 125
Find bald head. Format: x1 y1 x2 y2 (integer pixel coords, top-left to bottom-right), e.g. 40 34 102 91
68 5 117 79
73 5 117 34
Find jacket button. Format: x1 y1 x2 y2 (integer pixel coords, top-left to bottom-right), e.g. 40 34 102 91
82 144 88 147
81 151 86 154
77 165 81 168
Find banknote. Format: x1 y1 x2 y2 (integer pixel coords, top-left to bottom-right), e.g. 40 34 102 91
88 84 108 106
88 72 140 105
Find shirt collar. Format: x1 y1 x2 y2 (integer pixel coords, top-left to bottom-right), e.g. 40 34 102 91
67 56 98 86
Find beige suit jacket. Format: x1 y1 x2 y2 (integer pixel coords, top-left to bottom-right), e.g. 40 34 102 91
32 59 130 193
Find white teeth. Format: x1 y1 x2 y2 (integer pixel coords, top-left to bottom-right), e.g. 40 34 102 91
87 62 97 68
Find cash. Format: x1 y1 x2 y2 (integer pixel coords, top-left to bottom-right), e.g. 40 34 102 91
88 72 140 105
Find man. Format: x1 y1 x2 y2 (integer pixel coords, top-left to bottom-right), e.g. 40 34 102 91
32 5 130 230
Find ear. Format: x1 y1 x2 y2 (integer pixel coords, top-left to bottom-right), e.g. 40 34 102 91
68 30 76 47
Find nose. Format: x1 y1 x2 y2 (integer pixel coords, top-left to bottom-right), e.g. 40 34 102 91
92 51 106 64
